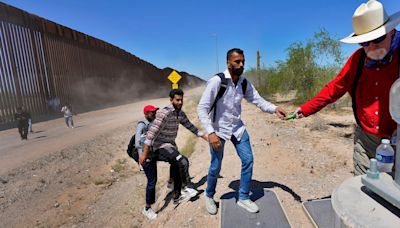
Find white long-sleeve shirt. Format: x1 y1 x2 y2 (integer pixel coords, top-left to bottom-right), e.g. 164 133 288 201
61 106 72 118
197 69 277 141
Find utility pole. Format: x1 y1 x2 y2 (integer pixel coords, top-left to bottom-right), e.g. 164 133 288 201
256 50 261 87
212 34 219 73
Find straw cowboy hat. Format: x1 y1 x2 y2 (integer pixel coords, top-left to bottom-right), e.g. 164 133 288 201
341 0 400 43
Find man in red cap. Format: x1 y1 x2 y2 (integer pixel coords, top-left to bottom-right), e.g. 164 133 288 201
134 104 159 220
143 105 159 114
135 105 159 167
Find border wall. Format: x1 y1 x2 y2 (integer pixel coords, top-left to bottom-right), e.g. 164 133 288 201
0 2 203 129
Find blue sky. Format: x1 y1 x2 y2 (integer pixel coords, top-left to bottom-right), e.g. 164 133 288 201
2 0 399 79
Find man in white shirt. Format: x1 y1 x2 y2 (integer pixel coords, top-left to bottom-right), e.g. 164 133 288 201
197 48 286 215
61 104 74 128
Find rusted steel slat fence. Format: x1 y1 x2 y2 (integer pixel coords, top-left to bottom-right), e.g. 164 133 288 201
0 2 203 127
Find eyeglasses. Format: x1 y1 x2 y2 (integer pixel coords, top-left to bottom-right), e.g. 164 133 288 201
359 34 387 47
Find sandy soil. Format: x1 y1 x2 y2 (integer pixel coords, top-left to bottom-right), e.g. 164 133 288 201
0 87 355 227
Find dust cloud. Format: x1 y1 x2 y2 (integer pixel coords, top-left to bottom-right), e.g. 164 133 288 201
67 69 203 113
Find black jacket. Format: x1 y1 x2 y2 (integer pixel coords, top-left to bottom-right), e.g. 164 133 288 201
15 111 31 125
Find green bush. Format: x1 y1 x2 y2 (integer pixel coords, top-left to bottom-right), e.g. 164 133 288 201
247 28 346 106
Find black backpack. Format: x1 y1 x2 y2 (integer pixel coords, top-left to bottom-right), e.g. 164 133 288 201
127 121 149 162
209 72 247 121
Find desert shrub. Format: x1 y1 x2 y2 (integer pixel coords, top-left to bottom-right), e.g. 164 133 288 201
247 28 347 106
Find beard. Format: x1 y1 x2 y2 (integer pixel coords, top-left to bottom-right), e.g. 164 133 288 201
146 114 156 122
172 103 182 110
146 116 155 122
366 48 388 60
231 67 244 76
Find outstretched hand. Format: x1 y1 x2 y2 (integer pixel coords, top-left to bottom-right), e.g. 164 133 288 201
294 107 304 119
275 106 287 120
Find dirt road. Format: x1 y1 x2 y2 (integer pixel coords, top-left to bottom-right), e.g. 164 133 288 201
0 97 171 175
0 87 355 227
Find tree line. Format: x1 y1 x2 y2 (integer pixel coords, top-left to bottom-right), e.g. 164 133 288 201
246 28 351 108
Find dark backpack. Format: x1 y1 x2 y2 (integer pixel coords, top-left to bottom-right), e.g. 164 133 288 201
209 72 247 121
127 121 149 162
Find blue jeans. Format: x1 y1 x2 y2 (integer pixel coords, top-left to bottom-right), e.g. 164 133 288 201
65 116 74 128
206 130 254 200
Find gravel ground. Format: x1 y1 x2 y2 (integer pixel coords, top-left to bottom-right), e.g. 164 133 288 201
0 89 356 227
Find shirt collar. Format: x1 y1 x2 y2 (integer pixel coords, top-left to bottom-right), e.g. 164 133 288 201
223 69 232 79
167 104 174 110
167 103 180 113
223 69 244 84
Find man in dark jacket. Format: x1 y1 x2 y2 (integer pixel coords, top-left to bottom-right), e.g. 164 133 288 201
14 107 31 140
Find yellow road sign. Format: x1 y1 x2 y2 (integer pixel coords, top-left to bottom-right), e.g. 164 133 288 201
172 83 178 89
168 70 182 84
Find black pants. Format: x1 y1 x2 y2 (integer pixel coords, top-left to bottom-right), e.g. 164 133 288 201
18 123 28 139
169 155 191 187
142 146 190 205
142 159 157 205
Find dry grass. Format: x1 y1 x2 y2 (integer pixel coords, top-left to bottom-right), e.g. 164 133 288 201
111 158 127 173
180 135 197 157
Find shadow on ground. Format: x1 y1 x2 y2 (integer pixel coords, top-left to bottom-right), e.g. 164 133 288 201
157 174 208 213
228 179 302 202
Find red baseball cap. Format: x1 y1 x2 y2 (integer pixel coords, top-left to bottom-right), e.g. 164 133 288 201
143 105 159 113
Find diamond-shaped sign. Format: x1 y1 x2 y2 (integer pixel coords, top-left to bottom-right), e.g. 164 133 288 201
168 70 182 84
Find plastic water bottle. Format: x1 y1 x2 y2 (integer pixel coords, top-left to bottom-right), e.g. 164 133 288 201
375 139 394 173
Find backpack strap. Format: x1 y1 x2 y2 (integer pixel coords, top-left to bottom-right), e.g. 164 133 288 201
351 50 366 126
241 78 247 95
208 73 248 122
139 120 149 132
209 73 228 122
